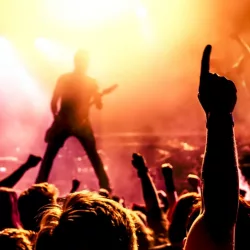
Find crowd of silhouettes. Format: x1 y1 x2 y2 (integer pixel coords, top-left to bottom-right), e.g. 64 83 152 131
0 44 248 250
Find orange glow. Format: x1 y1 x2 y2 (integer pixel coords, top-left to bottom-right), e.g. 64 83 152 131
1 0 248 135
35 37 73 63
44 0 136 27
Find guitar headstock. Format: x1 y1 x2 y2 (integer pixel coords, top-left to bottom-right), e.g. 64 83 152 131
102 84 118 95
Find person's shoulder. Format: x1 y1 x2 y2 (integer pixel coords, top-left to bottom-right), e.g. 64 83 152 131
86 76 97 84
58 72 73 82
86 76 98 89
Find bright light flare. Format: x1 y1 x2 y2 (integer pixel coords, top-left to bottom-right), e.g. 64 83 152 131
0 37 46 109
45 0 136 27
136 6 147 19
35 37 73 63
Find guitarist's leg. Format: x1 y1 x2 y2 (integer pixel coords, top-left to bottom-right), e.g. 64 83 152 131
76 125 111 192
36 129 69 184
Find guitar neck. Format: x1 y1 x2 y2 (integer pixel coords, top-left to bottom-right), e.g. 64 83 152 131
89 91 109 106
89 84 117 106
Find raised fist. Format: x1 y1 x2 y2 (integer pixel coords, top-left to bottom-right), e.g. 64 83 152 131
72 179 80 190
187 174 201 188
161 163 173 177
132 153 147 172
25 154 42 168
198 45 237 115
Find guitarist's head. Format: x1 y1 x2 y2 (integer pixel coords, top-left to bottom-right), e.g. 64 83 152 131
74 49 89 74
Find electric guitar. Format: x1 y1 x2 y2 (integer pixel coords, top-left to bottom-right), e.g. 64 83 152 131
89 84 118 106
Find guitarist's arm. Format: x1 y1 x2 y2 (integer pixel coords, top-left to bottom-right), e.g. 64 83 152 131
51 77 63 117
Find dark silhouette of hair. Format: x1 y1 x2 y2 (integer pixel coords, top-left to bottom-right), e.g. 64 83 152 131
0 228 36 250
35 191 138 250
129 210 154 250
235 196 250 250
18 183 58 232
187 196 250 250
0 187 21 231
98 188 110 198
168 192 200 245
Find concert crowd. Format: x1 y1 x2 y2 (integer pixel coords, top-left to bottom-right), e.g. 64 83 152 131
0 42 249 250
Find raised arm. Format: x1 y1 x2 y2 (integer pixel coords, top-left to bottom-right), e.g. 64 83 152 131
0 155 41 188
200 45 239 240
132 153 168 242
51 77 63 117
70 179 81 193
187 174 201 195
161 164 178 221
132 153 161 215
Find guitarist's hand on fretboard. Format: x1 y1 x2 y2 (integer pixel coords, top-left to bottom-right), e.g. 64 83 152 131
90 84 118 107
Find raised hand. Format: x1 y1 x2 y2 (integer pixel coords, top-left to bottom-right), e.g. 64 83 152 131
187 174 201 189
25 154 42 168
72 179 80 190
132 153 147 172
198 45 237 115
161 163 173 177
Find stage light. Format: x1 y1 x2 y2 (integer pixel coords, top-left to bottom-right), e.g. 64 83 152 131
0 37 46 108
136 6 147 19
0 37 19 71
35 37 73 62
44 0 135 27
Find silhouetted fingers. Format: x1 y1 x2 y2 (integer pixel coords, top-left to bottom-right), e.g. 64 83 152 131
199 45 212 91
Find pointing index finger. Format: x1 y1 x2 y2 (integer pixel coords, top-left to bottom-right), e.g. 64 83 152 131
200 45 212 89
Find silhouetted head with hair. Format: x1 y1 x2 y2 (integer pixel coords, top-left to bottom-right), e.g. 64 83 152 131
0 187 21 231
233 196 250 250
74 49 89 73
187 196 250 250
168 192 200 247
129 210 154 250
0 228 36 250
112 195 126 207
18 183 58 232
35 191 138 250
98 188 110 198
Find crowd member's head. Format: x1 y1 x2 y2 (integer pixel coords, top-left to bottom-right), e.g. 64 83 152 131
168 192 200 247
18 183 58 232
0 187 21 231
134 211 147 225
36 191 138 250
129 210 154 250
0 228 35 250
112 195 126 207
234 196 250 250
187 196 250 250
98 188 110 198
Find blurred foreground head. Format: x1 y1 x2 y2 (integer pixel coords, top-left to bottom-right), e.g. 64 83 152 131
18 183 58 232
0 228 35 250
36 191 138 250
